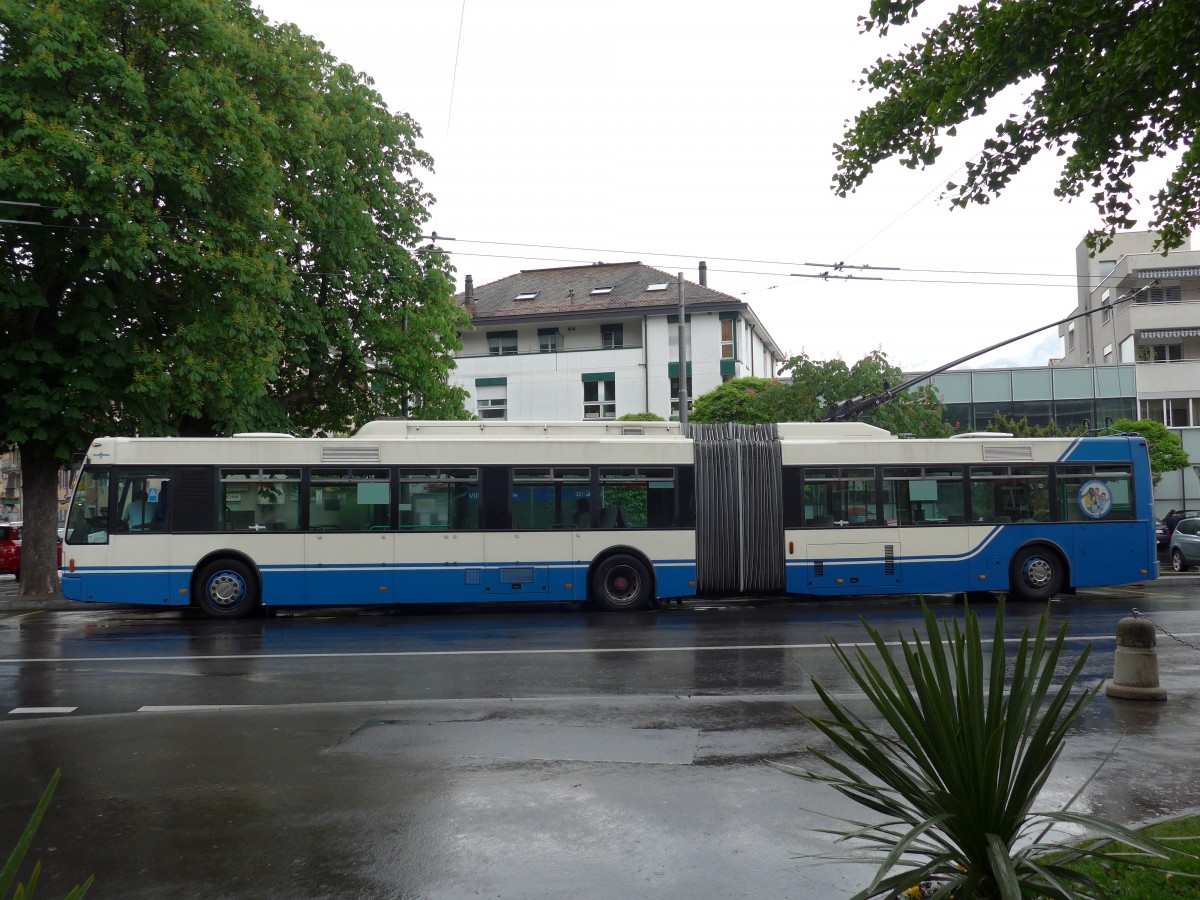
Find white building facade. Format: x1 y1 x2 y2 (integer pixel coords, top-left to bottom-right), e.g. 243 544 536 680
450 262 784 422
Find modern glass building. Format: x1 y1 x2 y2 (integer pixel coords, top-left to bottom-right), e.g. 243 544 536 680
906 365 1138 433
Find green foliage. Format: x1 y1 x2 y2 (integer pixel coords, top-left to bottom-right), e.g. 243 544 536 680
688 377 788 424
1109 419 1191 486
984 413 1087 438
1 769 93 899
1060 815 1200 897
1 0 470 587
837 1 1200 251
772 600 1190 899
689 352 951 437
616 412 665 422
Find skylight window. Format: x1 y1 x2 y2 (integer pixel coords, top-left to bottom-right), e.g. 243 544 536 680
590 287 613 295
646 283 669 292
514 291 539 300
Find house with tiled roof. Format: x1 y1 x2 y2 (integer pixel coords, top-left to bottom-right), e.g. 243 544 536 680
450 261 785 421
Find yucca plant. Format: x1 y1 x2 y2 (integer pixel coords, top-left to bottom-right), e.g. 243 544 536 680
1 769 93 899
772 600 1194 899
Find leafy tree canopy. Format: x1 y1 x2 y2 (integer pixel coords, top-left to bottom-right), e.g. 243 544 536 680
1 0 470 591
836 0 1200 251
1109 418 1191 485
689 351 952 437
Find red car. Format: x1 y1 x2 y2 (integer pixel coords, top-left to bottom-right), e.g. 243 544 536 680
0 522 20 578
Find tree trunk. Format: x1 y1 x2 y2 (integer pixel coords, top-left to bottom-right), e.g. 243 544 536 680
18 446 62 596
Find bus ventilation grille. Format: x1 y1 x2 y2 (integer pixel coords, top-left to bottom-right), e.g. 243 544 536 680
813 561 824 578
982 444 1034 462
884 545 895 575
465 569 481 585
322 446 381 463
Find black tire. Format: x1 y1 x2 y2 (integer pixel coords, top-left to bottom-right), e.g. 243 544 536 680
195 559 259 619
1008 546 1063 602
1171 549 1191 573
590 554 653 612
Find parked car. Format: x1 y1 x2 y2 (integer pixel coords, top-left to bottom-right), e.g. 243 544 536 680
1160 509 1200 550
1168 516 1200 571
0 522 20 577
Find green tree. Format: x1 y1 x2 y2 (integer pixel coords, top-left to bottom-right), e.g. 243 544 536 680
782 351 952 437
688 377 790 424
690 353 950 437
835 1 1200 251
1110 418 1191 486
616 412 665 422
0 0 469 593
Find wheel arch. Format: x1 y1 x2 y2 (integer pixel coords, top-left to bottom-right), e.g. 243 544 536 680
586 545 657 605
190 550 263 609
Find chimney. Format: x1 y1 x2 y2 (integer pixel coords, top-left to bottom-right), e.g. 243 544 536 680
463 274 476 315
698 261 707 286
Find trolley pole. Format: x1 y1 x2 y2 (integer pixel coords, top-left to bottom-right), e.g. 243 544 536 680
677 272 688 430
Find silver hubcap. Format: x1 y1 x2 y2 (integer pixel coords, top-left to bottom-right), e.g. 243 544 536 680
1024 557 1052 588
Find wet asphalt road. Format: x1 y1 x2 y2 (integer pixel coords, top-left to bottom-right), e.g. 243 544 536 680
1 578 1199 899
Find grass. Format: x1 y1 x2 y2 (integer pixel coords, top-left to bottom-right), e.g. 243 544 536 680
1060 814 1200 898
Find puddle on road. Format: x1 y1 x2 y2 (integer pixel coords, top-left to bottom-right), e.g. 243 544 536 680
331 720 700 765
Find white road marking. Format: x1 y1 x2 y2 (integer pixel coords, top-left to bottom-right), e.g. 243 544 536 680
9 707 77 714
1 631 1193 666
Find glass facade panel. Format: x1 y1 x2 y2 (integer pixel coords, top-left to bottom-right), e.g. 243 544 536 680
1052 367 1095 399
928 372 970 404
1012 369 1051 400
1052 398 1095 430
972 371 1012 403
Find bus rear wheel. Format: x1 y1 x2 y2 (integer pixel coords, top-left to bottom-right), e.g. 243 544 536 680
590 555 652 611
1008 546 1062 602
196 559 259 619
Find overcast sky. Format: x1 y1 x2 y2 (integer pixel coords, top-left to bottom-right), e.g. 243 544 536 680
251 0 1174 372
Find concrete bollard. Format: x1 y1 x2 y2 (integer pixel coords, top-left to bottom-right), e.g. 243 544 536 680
1105 612 1167 701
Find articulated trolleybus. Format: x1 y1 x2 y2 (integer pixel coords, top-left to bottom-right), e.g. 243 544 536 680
61 419 1157 618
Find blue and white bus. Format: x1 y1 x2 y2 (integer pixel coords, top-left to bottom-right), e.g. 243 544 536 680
61 420 1157 617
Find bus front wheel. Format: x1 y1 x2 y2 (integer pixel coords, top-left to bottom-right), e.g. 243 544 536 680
196 559 259 619
590 555 652 611
1008 547 1062 602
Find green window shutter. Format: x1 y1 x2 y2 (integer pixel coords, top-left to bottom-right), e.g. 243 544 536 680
581 372 615 383
721 359 736 377
475 377 507 387
667 362 693 378
718 311 739 321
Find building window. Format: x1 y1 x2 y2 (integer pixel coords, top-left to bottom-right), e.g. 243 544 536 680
1097 260 1116 278
475 378 507 419
670 375 693 420
1067 323 1075 351
1101 302 1111 325
1140 285 1182 304
487 331 518 356
583 374 615 419
1103 343 1113 364
720 313 737 360
601 323 623 349
538 328 561 353
1151 344 1183 362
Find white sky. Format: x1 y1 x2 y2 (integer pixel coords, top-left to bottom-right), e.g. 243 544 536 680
251 0 1174 372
